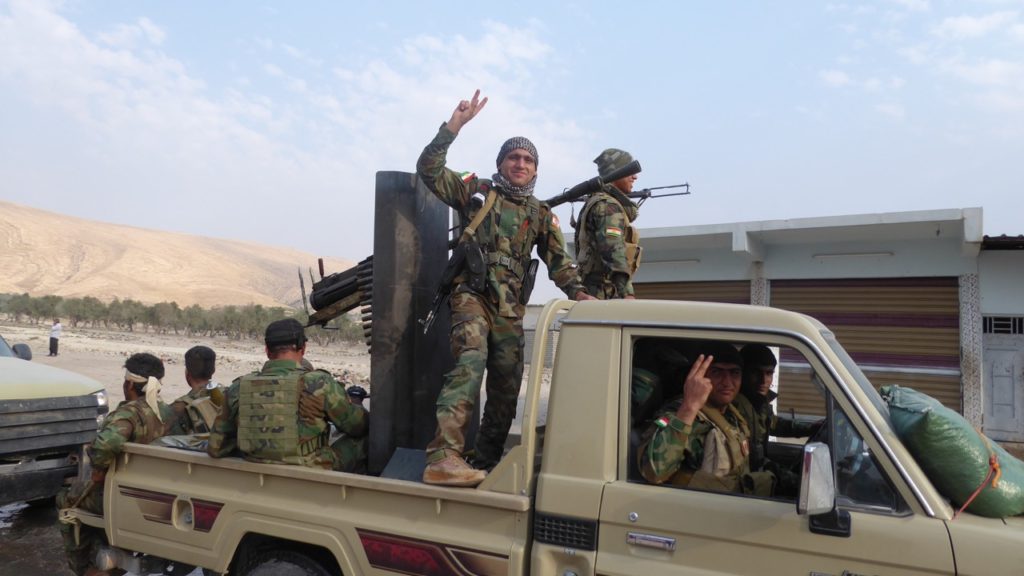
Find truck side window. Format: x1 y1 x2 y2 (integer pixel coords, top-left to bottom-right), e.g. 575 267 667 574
831 404 907 513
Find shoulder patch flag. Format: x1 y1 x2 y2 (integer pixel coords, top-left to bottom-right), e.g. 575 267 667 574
605 226 623 237
655 416 670 428
459 171 476 183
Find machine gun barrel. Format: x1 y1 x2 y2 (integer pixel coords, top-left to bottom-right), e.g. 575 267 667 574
544 159 642 208
626 183 690 206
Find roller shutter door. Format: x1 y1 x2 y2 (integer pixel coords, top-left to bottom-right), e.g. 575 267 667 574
770 278 961 415
633 280 750 304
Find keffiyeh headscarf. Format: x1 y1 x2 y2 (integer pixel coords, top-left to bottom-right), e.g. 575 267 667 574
493 136 539 198
125 369 163 422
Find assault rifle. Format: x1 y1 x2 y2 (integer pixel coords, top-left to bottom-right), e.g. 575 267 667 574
627 183 690 206
544 159 643 208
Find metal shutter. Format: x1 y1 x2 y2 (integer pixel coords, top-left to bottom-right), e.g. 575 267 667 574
771 278 961 414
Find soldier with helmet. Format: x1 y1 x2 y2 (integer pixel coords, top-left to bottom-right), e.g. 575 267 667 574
207 318 369 473
574 148 643 300
416 90 595 487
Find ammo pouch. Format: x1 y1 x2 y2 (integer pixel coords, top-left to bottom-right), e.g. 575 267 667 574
463 240 487 294
520 259 539 305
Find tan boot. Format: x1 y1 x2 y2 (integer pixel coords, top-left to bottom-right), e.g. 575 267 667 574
423 452 486 487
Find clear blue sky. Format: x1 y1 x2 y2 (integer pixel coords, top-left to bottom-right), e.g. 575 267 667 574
2 0 1022 301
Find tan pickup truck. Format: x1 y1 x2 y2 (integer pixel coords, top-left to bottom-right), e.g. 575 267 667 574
71 299 1024 575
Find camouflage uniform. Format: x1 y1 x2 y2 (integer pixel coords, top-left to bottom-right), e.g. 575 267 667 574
417 124 585 466
575 184 641 299
638 396 759 494
207 359 369 472
57 398 172 575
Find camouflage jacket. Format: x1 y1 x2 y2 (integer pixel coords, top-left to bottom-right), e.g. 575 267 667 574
734 391 819 471
417 124 585 317
207 359 369 468
89 399 173 471
575 186 639 299
638 396 750 487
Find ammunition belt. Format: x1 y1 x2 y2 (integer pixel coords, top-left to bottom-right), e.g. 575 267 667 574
486 253 525 280
299 431 328 457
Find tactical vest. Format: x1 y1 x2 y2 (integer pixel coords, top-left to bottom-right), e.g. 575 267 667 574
458 185 546 300
120 401 171 443
670 405 752 493
575 192 642 280
237 371 327 465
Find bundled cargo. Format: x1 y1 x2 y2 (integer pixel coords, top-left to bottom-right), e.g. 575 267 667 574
882 385 1024 518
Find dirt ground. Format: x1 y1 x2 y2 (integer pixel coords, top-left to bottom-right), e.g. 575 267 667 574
1 322 372 405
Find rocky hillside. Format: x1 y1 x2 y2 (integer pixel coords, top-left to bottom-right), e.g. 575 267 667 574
0 200 353 308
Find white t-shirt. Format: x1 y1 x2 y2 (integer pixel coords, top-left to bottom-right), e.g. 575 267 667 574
50 322 62 339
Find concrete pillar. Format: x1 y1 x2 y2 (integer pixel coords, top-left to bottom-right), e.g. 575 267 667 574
960 273 983 426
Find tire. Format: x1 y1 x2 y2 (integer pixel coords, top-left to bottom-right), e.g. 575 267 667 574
238 550 333 576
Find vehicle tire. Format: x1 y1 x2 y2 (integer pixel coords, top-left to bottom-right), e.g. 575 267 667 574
238 550 333 576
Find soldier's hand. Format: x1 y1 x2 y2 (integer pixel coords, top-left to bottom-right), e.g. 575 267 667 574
574 290 597 301
678 354 714 425
447 89 488 134
298 391 324 423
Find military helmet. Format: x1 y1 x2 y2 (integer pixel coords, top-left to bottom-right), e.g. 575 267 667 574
594 148 635 180
265 318 307 347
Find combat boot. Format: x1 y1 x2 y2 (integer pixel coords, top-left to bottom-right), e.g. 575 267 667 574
422 450 486 487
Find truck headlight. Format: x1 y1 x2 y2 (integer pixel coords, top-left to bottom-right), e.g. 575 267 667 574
94 391 109 424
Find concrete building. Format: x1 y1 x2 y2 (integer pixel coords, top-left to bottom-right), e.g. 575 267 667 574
624 207 1024 446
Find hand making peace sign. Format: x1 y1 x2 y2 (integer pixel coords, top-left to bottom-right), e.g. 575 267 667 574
447 89 488 134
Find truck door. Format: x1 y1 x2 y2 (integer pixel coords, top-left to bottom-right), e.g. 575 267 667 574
595 334 955 576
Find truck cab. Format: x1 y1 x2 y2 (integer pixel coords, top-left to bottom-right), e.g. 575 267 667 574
0 334 107 506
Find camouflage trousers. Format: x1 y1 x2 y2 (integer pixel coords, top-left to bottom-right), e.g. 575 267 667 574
427 291 524 467
325 434 369 473
55 478 106 576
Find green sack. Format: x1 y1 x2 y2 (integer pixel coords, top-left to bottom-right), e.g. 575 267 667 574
881 385 1024 518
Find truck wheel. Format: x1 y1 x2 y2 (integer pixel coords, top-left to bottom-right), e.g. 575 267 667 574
238 550 333 576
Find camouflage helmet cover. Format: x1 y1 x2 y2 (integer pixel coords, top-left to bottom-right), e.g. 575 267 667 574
594 148 635 180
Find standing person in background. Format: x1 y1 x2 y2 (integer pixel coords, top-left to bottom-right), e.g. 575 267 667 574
416 90 595 487
574 148 643 300
48 318 62 356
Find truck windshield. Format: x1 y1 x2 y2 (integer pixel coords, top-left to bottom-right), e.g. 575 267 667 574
0 335 14 357
822 330 892 421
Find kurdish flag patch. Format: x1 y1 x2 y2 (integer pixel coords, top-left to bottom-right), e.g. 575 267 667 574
605 226 623 237
459 171 476 183
654 416 670 428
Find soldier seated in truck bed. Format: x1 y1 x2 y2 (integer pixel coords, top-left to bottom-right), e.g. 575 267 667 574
207 319 369 473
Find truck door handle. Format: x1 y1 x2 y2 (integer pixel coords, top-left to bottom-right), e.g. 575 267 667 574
626 532 676 551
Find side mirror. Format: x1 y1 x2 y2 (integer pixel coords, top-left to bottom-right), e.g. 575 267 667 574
797 441 835 516
12 343 32 361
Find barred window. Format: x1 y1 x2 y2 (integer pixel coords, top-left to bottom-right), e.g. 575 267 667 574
983 316 1024 335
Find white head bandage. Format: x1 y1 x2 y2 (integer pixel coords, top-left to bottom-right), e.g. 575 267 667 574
125 369 163 421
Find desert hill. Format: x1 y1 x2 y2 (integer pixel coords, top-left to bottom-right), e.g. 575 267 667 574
0 200 353 308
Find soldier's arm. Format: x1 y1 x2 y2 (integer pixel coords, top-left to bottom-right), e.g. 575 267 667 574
207 383 240 458
416 124 475 208
89 417 135 470
638 411 696 484
167 400 189 436
589 200 634 298
536 208 587 299
322 378 370 437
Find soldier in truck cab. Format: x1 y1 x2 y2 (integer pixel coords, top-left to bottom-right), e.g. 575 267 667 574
57 352 173 576
638 342 775 496
416 89 596 487
207 319 369 473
